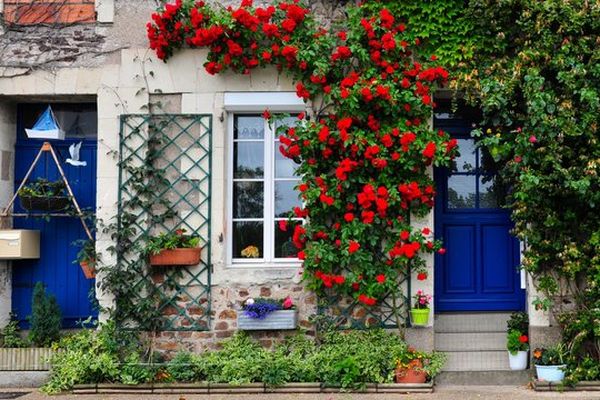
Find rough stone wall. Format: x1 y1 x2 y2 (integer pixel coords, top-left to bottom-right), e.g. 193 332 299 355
154 283 317 354
0 0 349 75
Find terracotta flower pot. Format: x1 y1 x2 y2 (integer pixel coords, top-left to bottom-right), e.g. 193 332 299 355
395 359 427 384
149 247 201 266
79 260 96 279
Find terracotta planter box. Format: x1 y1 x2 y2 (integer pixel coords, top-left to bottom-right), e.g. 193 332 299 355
237 309 298 330
0 347 53 371
79 260 96 279
149 247 201 266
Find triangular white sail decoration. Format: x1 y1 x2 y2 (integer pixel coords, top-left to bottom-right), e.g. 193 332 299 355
25 106 65 140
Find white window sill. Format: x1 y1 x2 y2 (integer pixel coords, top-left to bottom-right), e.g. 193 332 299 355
226 263 301 269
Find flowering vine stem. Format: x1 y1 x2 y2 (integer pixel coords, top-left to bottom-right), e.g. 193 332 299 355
147 0 457 328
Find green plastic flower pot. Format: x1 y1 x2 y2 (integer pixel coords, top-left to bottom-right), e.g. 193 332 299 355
410 308 430 326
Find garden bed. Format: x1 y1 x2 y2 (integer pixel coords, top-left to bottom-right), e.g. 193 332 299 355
533 380 600 392
72 381 434 394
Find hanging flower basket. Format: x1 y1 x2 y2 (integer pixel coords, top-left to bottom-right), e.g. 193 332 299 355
410 308 430 326
79 260 96 279
19 195 70 212
149 247 202 266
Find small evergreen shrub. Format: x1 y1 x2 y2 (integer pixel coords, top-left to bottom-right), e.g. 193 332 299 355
0 312 27 348
28 282 62 347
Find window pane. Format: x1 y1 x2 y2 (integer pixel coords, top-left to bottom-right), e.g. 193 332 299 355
275 145 299 178
19 103 98 139
274 181 301 217
274 220 301 258
447 175 476 209
233 182 264 218
233 221 263 259
450 139 476 173
274 116 298 130
479 176 502 208
234 142 264 178
234 115 264 139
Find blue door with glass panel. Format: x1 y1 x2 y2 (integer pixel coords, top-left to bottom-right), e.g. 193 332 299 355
434 113 524 312
12 103 98 328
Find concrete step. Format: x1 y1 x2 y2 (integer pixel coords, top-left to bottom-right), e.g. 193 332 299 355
435 332 507 351
442 350 511 371
436 370 532 385
434 312 511 333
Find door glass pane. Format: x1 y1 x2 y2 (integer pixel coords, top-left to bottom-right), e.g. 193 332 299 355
274 220 300 258
274 181 301 217
447 175 476 209
234 116 264 139
19 103 98 139
233 182 264 218
479 175 501 208
234 142 264 178
275 144 299 178
233 221 263 258
451 139 476 172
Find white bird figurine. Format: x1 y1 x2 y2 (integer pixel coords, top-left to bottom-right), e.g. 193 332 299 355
66 142 87 167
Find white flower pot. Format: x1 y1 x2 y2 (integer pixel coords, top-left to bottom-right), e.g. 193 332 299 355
508 350 528 370
535 364 566 382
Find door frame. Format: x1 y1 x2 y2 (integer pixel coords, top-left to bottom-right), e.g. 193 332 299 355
433 111 525 312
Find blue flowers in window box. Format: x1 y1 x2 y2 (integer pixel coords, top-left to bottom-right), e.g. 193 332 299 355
237 297 297 330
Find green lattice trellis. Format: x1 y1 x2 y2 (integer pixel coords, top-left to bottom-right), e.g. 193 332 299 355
318 274 411 330
118 114 212 331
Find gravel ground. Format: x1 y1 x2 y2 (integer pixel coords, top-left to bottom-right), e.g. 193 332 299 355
4 386 600 400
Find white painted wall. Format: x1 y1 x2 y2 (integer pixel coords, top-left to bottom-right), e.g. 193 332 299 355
0 101 17 327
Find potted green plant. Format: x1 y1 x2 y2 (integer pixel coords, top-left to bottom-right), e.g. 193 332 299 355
410 290 432 327
18 178 69 212
395 348 446 384
146 229 201 266
532 344 567 382
507 329 529 370
506 311 529 370
237 297 297 330
74 239 96 279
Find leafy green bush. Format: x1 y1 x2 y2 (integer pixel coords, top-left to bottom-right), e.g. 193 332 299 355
28 282 61 347
0 313 27 348
202 333 267 384
507 312 528 335
42 320 144 394
166 351 204 382
43 328 445 393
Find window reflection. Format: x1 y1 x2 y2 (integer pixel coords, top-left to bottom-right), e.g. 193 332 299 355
447 175 476 209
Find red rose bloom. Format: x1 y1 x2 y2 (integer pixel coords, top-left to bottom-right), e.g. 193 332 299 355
376 274 386 283
348 241 360 253
417 272 427 281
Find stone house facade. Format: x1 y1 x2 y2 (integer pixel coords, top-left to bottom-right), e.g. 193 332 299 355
0 0 558 372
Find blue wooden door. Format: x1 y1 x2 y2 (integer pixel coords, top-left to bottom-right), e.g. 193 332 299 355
434 116 524 312
12 107 97 328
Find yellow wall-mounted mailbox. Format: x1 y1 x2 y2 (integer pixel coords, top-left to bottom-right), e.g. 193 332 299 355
0 230 40 260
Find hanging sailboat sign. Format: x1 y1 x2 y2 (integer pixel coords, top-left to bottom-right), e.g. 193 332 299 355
25 106 65 140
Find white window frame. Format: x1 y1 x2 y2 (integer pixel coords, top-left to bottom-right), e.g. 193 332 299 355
224 92 305 268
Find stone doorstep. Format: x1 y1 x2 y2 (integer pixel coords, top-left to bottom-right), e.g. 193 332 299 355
436 370 532 386
533 380 600 392
72 381 434 394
